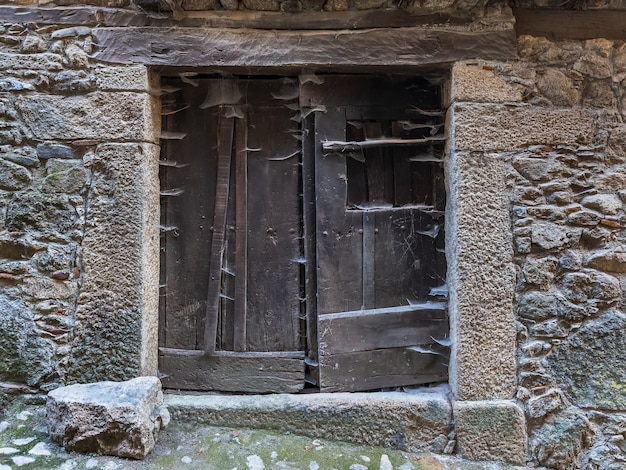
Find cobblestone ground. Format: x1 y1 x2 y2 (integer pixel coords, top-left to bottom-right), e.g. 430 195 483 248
0 397 528 470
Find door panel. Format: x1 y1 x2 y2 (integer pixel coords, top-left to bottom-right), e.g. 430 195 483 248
159 74 448 393
160 78 305 392
311 76 448 392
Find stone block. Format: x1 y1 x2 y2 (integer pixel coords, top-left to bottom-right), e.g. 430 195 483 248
451 63 524 103
13 92 159 143
586 248 626 272
544 310 626 410
94 65 154 92
68 143 159 383
451 104 595 152
454 400 527 465
446 152 517 401
536 69 580 107
167 388 452 452
0 53 63 72
46 377 170 459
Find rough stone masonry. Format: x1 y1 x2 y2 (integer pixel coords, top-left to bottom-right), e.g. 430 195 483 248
0 0 625 468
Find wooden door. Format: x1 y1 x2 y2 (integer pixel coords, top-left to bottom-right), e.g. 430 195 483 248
159 77 306 392
159 74 449 393
301 76 450 392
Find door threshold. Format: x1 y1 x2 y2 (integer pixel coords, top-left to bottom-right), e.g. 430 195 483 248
164 384 452 453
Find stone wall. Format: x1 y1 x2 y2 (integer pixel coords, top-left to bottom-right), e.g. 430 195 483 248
450 36 626 468
0 2 625 467
0 21 159 393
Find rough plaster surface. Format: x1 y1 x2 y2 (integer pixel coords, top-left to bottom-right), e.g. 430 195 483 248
68 143 159 383
446 151 517 401
454 400 527 465
453 104 596 152
166 388 453 453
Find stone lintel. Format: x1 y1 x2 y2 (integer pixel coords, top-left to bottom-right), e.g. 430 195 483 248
90 27 517 68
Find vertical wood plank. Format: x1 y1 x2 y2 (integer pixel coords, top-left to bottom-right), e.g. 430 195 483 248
362 212 375 309
246 102 302 352
203 113 235 354
315 108 364 314
233 114 248 352
161 78 218 350
302 115 318 363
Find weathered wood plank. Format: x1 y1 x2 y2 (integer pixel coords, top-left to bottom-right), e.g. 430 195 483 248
160 349 305 393
315 108 364 315
374 208 436 306
318 347 448 392
91 27 517 67
318 304 448 355
161 79 218 349
513 8 626 40
233 114 248 352
246 102 303 352
0 6 474 29
301 76 440 109
203 114 235 354
302 116 318 363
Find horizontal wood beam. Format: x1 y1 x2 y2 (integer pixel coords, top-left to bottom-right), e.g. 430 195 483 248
0 6 474 30
513 8 626 40
91 27 517 68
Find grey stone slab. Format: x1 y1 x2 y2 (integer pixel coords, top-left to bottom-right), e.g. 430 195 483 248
67 143 160 383
451 104 595 152
454 400 527 465
166 388 453 453
446 152 517 401
13 92 159 143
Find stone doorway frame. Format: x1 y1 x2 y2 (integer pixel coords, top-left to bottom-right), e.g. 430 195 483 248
76 25 527 464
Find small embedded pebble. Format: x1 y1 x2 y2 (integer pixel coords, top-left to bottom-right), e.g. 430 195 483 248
16 411 32 421
0 421 9 432
12 437 36 446
181 456 192 463
12 456 36 467
86 458 99 469
350 464 368 470
380 453 393 470
0 447 19 455
29 442 52 456
246 454 265 470
59 459 77 470
0 464 12 470
360 455 371 462
309 462 319 470
398 462 415 470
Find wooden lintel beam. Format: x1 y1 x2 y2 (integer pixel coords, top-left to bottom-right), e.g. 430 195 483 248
514 8 626 40
0 5 473 30
90 27 517 68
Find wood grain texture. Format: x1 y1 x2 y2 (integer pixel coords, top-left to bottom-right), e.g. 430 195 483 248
513 8 626 40
160 349 305 392
160 81 219 350
319 347 448 392
0 6 473 29
91 27 517 67
318 304 448 355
